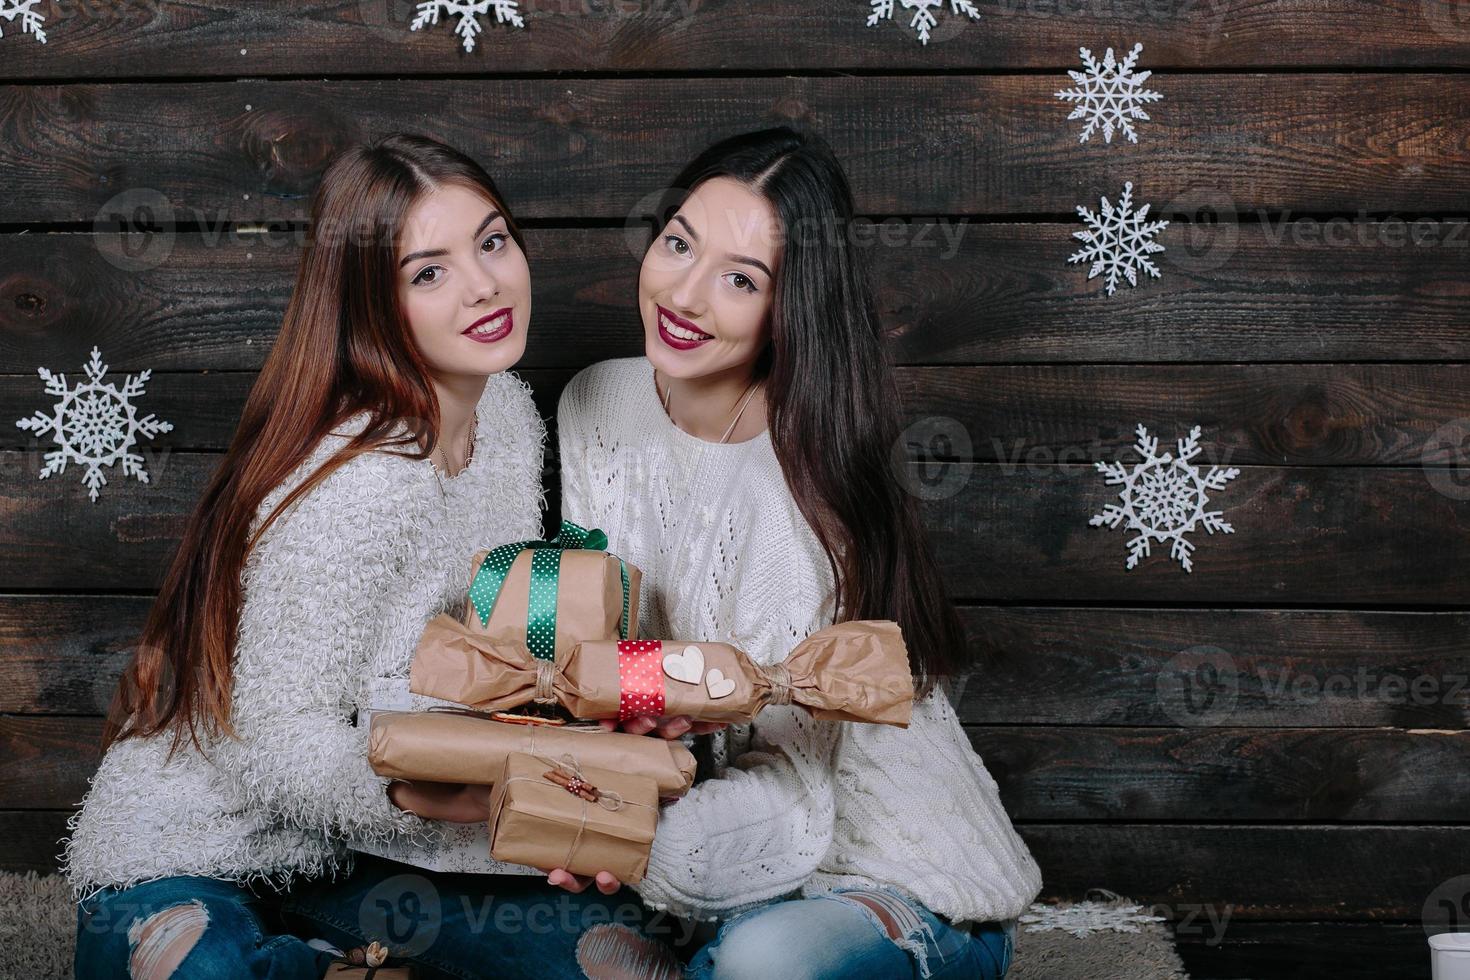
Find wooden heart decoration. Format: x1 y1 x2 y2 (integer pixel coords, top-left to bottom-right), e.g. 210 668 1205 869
705 668 736 699
662 644 705 685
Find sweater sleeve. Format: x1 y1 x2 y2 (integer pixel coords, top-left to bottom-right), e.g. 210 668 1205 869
632 601 845 921
211 449 428 845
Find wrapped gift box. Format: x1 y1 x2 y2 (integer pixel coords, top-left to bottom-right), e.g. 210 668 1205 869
488 751 659 883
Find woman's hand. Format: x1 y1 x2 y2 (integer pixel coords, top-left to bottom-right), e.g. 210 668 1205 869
598 714 726 739
386 780 490 822
546 868 623 894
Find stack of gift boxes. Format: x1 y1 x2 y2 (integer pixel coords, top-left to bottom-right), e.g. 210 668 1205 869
365 521 916 883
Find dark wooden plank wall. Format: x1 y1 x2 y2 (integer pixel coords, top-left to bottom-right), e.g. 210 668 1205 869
2 3 1467 977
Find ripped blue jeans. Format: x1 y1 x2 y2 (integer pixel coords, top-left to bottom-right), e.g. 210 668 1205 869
684 884 1015 980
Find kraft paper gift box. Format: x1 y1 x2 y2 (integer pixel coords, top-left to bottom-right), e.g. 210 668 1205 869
487 751 659 883
367 708 697 799
462 520 641 660
411 616 916 727
347 679 546 875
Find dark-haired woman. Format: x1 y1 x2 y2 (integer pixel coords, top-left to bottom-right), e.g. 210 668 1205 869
64 134 648 979
553 128 1042 978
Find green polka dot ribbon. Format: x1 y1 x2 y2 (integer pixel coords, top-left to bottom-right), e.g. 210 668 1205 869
467 519 633 662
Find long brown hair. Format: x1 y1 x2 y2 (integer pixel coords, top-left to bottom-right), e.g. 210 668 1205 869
104 133 526 753
645 127 964 701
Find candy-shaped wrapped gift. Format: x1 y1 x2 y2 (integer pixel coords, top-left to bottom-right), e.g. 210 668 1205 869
410 615 915 727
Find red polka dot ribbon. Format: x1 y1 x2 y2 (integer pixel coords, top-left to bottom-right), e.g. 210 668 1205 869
617 640 666 722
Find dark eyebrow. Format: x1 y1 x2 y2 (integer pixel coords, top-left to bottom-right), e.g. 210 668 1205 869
671 214 771 277
671 214 700 243
398 210 503 269
728 253 772 278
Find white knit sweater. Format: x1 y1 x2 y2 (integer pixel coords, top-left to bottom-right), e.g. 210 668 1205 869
556 356 1044 926
63 371 549 897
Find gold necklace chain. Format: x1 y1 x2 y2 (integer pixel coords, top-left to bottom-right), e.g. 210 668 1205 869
433 411 478 502
659 372 761 445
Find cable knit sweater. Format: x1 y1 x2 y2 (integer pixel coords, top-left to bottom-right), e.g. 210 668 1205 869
556 356 1044 926
63 371 549 898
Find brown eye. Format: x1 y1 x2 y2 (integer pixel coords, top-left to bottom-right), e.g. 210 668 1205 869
725 271 757 294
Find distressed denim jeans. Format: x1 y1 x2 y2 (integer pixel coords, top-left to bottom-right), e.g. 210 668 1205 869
683 884 1015 980
75 875 332 980
74 857 686 980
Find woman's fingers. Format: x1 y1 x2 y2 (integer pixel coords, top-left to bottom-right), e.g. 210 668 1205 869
547 869 622 894
547 868 589 892
605 714 729 738
386 781 490 822
621 715 658 736
653 716 692 738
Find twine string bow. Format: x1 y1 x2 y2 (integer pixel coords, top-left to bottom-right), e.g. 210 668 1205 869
763 662 795 706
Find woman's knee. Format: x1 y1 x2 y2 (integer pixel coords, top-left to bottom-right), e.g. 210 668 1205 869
125 900 212 979
77 886 271 980
704 902 849 980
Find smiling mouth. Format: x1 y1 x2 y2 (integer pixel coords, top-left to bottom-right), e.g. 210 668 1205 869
658 308 712 342
463 308 512 337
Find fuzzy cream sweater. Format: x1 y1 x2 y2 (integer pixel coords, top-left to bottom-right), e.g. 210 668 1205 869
556 356 1044 926
63 371 548 897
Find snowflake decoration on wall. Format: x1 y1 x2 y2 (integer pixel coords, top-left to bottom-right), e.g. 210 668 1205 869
15 347 173 502
1020 900 1168 938
866 0 979 45
1055 43 1162 144
1069 181 1169 296
411 0 524 52
0 0 47 44
1089 424 1240 572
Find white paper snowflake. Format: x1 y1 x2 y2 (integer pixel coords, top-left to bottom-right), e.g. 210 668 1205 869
411 0 524 52
866 0 979 45
1069 181 1169 296
1020 900 1168 938
1055 42 1162 144
0 0 47 44
1090 423 1240 572
15 347 173 502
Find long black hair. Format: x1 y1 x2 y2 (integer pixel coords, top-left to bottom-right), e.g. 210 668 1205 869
646 127 964 700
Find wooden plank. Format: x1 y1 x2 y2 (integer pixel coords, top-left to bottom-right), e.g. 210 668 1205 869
953 607 1470 729
923 463 1470 604
0 370 571 454
3 600 1467 724
10 712 1469 818
5 223 1467 371
2 457 1467 600
1018 824 1465 920
968 727 1470 821
6 599 1466 726
11 221 1470 371
896 364 1470 467
10 363 1466 465
1174 922 1434 980
2 0 1467 78
2 76 1468 222
0 717 101 809
0 811 71 874
0 596 150 715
